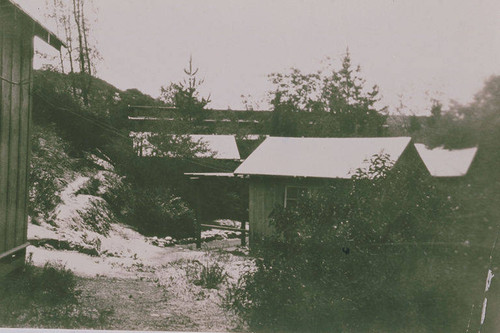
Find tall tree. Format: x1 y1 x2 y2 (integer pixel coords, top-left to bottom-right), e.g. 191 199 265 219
44 0 100 105
268 50 387 137
160 57 211 123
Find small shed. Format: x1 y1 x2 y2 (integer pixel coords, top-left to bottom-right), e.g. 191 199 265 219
234 136 426 245
0 0 64 276
414 143 478 178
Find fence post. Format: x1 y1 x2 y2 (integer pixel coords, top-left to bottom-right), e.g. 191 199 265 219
192 176 202 249
240 221 246 246
195 218 201 249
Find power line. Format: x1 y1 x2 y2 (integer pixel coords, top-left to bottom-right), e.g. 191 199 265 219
0 75 31 85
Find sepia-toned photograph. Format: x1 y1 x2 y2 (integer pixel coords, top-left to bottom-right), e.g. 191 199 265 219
0 0 499 332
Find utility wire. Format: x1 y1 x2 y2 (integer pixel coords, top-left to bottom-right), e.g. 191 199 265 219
0 75 31 85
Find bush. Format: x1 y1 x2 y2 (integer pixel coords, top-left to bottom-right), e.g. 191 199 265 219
0 262 111 328
29 124 72 224
186 260 228 289
75 199 114 236
75 177 101 196
131 187 196 238
227 155 484 332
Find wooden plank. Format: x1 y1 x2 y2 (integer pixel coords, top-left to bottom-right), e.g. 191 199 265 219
5 31 21 250
0 241 28 260
248 181 255 244
15 31 30 246
0 32 13 254
200 224 247 233
22 28 33 245
0 26 4 255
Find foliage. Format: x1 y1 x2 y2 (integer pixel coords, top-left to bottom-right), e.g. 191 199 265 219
146 133 214 159
29 124 72 224
160 57 211 123
33 69 129 156
75 176 100 196
268 50 387 137
0 262 111 328
43 0 101 106
75 199 114 236
130 187 196 238
185 260 228 289
226 154 484 332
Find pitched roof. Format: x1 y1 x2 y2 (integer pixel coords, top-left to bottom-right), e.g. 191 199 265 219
414 144 477 177
234 136 412 179
189 135 241 159
4 0 66 50
130 132 241 160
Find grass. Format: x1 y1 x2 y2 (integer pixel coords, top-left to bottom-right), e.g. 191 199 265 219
185 260 228 289
0 261 112 329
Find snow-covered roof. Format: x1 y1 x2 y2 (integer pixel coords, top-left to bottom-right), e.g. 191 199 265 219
234 136 412 179
414 144 477 177
130 132 240 160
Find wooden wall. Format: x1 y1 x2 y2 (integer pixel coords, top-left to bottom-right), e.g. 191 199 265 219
0 6 34 265
249 179 285 243
248 177 327 244
247 145 429 247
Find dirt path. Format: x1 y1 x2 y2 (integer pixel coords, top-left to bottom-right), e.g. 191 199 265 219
78 277 195 331
29 241 252 332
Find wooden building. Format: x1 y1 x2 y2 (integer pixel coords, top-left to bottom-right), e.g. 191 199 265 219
0 0 64 276
234 136 427 245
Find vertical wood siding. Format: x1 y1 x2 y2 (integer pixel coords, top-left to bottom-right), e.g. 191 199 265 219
0 9 33 256
249 179 285 243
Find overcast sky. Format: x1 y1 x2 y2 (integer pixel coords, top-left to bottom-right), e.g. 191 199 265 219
22 0 500 114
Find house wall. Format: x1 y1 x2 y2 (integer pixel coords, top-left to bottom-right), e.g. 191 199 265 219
248 177 329 244
247 144 430 247
248 179 285 243
0 6 34 273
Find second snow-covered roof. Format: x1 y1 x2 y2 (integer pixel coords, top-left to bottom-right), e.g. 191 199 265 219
234 136 412 179
414 144 477 177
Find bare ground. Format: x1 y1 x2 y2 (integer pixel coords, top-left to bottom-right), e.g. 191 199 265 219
77 277 197 331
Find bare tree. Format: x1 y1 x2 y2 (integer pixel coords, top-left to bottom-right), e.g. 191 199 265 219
44 0 100 105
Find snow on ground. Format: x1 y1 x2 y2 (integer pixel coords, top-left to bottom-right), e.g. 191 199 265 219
28 171 254 280
26 156 254 330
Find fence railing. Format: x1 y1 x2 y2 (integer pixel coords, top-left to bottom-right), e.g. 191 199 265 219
195 221 247 248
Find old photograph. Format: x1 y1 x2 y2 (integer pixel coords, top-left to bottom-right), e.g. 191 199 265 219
0 0 499 332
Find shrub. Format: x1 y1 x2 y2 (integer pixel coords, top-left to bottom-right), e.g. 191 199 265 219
75 199 114 236
29 124 72 224
0 262 111 328
227 155 482 332
131 187 196 238
75 177 101 196
186 260 228 289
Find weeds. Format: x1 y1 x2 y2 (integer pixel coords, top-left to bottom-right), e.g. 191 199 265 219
0 262 112 328
75 199 113 236
75 177 101 196
185 260 228 289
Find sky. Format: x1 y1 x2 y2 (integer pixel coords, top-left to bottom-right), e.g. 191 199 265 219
20 0 500 114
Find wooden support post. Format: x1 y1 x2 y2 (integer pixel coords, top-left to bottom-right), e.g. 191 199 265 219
195 179 202 249
195 218 201 249
240 221 247 246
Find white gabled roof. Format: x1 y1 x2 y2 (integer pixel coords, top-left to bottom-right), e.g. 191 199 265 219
189 135 240 159
414 144 477 177
234 136 412 179
130 132 240 160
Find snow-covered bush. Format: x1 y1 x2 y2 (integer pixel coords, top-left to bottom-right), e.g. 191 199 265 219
29 124 72 224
